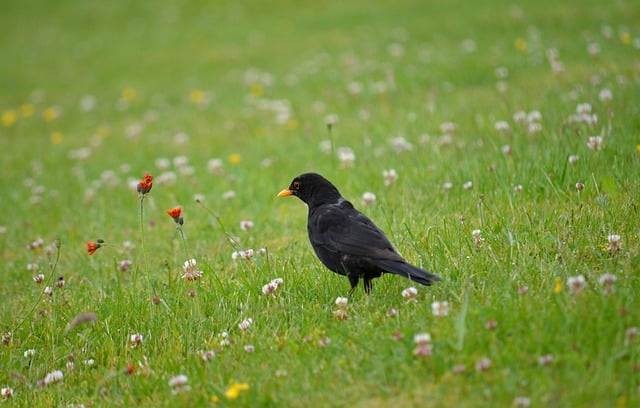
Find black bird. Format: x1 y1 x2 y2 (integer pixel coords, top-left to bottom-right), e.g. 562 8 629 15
277 173 441 294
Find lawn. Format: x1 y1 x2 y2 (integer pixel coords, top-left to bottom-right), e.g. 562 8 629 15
1 0 639 406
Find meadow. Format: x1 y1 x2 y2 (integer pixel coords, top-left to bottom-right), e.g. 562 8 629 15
1 0 639 406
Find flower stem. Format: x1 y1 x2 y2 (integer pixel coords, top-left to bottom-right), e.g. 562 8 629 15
140 194 154 296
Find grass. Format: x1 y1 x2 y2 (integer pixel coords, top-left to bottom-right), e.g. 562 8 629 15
1 0 639 406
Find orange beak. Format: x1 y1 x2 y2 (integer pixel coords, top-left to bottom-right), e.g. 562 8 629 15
277 189 293 197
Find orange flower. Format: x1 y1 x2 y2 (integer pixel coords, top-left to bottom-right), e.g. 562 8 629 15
137 173 153 194
167 207 184 225
87 241 101 255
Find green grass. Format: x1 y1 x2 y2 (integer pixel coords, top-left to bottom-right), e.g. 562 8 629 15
1 0 639 406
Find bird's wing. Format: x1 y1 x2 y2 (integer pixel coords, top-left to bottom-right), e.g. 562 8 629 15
310 202 404 262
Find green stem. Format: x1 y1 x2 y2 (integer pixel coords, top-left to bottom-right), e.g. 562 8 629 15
140 194 154 295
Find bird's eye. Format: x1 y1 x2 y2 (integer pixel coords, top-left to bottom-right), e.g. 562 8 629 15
293 181 301 190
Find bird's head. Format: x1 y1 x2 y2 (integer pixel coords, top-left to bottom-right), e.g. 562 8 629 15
277 173 342 206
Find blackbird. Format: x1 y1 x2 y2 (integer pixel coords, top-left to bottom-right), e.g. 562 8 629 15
277 173 441 294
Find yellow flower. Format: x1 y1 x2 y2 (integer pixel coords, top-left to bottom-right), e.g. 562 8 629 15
250 84 264 97
620 32 631 45
20 104 34 118
224 382 249 399
42 106 60 122
228 153 241 165
636 144 640 153
210 395 220 404
514 37 527 52
51 131 64 144
285 118 299 131
2 110 17 127
189 89 206 105
121 87 137 102
553 277 562 293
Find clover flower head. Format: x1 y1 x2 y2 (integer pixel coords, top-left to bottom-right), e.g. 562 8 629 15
475 357 491 371
262 278 283 295
130 333 143 347
240 220 254 231
232 249 254 260
335 297 348 308
361 192 377 206
607 234 622 253
201 350 215 362
42 370 64 386
1 387 13 399
567 275 587 294
168 374 191 394
402 286 418 302
513 396 531 407
119 259 133 272
413 333 433 357
431 301 449 317
538 354 553 366
383 169 398 186
587 136 603 152
337 147 355 168
494 121 510 132
390 136 413 153
238 318 253 331
182 259 203 281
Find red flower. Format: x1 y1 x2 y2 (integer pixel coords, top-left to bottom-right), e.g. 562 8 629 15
167 206 184 225
137 173 153 194
87 241 101 255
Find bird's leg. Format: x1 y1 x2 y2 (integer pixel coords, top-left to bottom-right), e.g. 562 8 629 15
347 275 359 297
363 278 373 295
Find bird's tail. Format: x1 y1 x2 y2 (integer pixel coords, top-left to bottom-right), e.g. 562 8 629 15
375 260 441 286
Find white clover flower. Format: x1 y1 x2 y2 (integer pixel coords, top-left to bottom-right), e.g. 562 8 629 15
475 357 491 371
207 158 224 175
262 278 283 295
383 169 398 186
390 136 413 153
607 234 622 253
1 387 13 399
361 192 376 206
232 249 254 260
494 121 510 132
431 301 449 317
239 220 254 231
201 350 215 361
238 318 253 331
334 297 348 308
168 374 191 394
337 147 355 168
24 349 36 358
587 136 603 152
130 333 143 347
43 370 64 385
567 275 587 294
414 333 432 345
599 88 613 102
